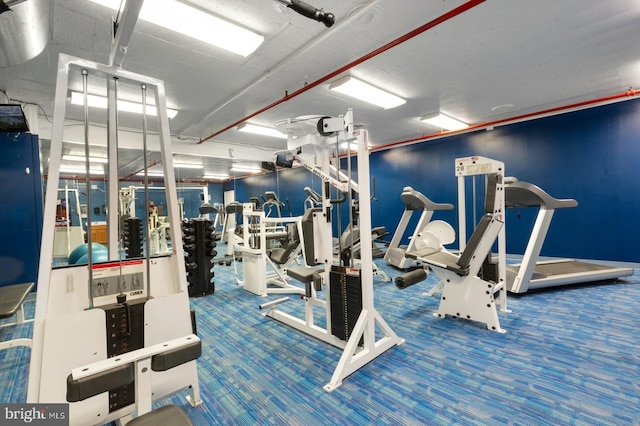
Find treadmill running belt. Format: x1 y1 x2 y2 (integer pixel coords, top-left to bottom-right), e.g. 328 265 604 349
534 261 617 277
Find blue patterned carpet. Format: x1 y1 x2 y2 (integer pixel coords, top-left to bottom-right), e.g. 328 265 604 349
1 249 639 425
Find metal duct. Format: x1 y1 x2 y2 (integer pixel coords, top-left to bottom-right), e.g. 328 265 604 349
0 0 50 68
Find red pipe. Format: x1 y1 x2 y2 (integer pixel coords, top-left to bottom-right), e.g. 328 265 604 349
198 0 487 144
373 89 640 152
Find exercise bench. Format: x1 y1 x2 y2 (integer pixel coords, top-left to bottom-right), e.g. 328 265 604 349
0 282 34 351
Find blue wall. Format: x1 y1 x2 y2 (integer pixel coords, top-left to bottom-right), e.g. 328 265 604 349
231 99 640 263
0 133 43 287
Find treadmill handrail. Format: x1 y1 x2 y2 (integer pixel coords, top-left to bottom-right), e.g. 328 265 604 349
400 186 454 211
504 180 578 209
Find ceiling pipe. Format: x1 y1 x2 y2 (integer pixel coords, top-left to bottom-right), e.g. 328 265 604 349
179 0 384 136
373 89 640 152
197 0 487 144
108 0 144 68
0 0 50 68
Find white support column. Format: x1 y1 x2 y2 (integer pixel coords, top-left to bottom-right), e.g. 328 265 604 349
107 77 120 260
510 208 555 293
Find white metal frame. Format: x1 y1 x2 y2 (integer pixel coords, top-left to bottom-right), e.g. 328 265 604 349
266 111 404 391
27 53 201 425
455 156 508 313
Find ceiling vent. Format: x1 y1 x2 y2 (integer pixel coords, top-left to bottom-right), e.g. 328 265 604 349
0 0 50 68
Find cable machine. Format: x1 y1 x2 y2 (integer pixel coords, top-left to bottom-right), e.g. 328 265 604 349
27 54 201 424
260 111 404 391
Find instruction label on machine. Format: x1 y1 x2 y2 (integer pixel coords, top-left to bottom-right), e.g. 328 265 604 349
91 259 146 305
455 156 504 176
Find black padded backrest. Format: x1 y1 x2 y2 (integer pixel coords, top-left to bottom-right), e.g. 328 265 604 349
301 208 321 266
273 223 301 263
484 173 501 214
456 214 493 272
66 364 134 402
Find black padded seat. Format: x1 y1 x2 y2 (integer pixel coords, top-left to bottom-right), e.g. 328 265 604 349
128 404 193 426
287 266 323 298
0 282 34 320
287 266 318 284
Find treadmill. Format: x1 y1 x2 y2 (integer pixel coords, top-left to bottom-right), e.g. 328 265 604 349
504 178 634 293
384 186 453 269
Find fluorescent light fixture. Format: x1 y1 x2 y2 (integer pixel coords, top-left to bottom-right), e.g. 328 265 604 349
173 163 204 169
60 165 104 175
231 164 261 173
89 0 263 57
329 76 406 109
420 112 469 131
238 123 287 139
339 141 359 151
62 154 108 164
203 173 230 180
70 91 178 119
136 171 165 177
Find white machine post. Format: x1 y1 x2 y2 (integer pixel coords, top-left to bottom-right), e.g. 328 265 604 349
107 76 120 260
454 156 508 313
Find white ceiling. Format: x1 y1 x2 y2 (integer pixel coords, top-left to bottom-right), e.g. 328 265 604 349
2 0 640 181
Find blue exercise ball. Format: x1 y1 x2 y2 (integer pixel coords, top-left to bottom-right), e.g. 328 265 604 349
75 250 109 265
69 243 108 264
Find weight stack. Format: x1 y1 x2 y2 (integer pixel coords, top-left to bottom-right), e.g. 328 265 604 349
182 219 216 297
122 217 143 258
479 254 499 284
103 299 145 412
329 265 363 345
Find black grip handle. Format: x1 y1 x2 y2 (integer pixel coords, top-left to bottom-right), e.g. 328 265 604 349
288 0 335 27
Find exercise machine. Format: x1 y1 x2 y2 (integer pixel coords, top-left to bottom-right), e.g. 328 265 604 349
504 178 634 293
304 186 322 210
262 191 286 217
235 204 307 296
401 156 509 332
260 111 403 391
385 186 454 269
28 54 201 424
